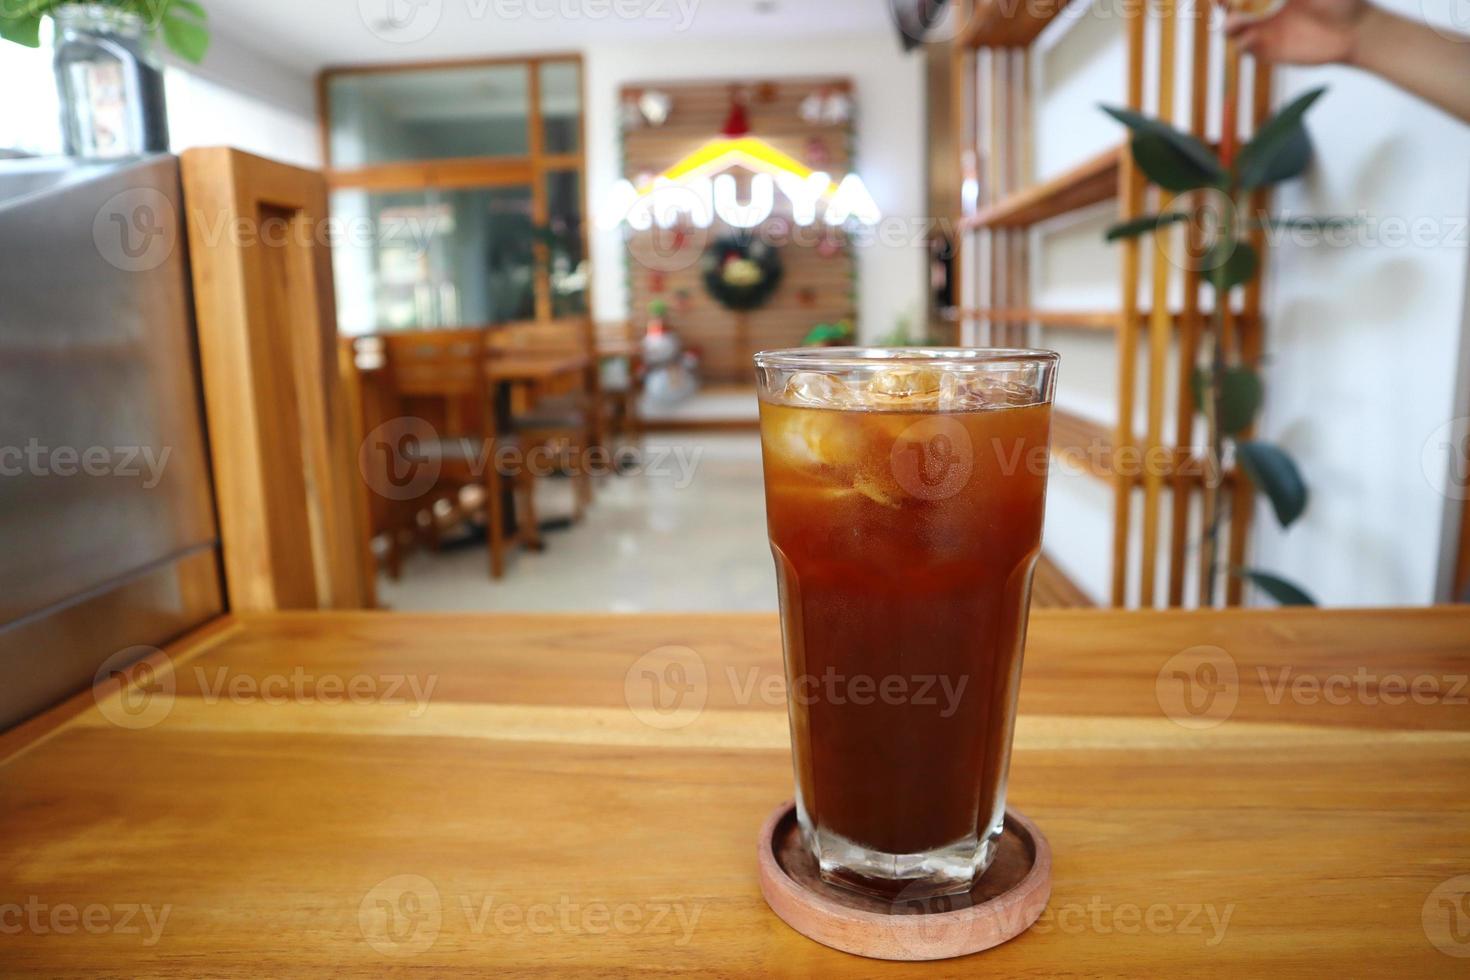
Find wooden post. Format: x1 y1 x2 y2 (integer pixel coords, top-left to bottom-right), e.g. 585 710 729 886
181 148 374 611
1112 0 1147 607
1226 55 1275 606
1169 0 1213 607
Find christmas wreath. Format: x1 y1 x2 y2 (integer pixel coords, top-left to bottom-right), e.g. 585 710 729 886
702 236 783 311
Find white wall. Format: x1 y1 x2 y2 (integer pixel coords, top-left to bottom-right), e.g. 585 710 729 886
164 33 320 168
1031 0 1470 607
583 33 927 341
0 23 318 168
1252 8 1470 606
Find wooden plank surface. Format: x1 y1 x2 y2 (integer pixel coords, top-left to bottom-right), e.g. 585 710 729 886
2 609 1468 975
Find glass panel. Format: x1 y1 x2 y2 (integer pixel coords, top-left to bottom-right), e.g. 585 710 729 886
538 61 581 155
544 170 587 318
328 65 530 167
331 185 536 334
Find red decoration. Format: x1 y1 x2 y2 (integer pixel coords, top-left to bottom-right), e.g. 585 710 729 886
722 85 751 137
721 100 750 137
805 136 831 167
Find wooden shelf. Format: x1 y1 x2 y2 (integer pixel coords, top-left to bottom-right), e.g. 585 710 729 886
963 0 1081 48
1051 408 1235 488
960 145 1121 231
962 308 1120 331
1034 554 1095 608
1051 408 1118 483
958 309 1259 334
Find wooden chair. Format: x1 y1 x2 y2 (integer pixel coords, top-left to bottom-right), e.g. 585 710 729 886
380 329 540 580
595 319 643 446
486 318 598 521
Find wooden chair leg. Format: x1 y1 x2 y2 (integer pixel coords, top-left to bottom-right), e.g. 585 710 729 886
517 469 543 551
486 469 507 580
386 528 402 580
574 433 593 520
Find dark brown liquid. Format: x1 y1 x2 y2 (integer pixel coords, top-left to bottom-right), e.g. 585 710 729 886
759 400 1049 856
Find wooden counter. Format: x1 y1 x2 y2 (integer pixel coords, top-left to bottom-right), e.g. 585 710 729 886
2 608 1468 975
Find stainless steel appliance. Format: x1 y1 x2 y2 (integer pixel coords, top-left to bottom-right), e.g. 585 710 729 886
0 154 222 731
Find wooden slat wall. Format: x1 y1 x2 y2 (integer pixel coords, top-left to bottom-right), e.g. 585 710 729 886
622 78 857 382
953 1 1280 609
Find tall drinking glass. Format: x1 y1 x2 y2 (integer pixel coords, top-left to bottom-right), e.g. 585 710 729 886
754 348 1057 900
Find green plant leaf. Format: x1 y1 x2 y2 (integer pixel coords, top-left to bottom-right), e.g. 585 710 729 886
161 3 210 63
1102 104 1226 191
1235 87 1325 190
1128 134 1219 192
1204 239 1258 293
1233 567 1317 606
1236 440 1308 527
0 13 43 46
1191 365 1263 436
1104 212 1190 241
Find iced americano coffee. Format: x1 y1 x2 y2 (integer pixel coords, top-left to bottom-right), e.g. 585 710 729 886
754 348 1057 899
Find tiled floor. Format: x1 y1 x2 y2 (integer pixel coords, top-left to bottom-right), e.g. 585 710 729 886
376 426 1092 612
377 433 777 612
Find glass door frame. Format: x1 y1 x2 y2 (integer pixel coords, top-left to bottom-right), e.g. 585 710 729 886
317 53 590 328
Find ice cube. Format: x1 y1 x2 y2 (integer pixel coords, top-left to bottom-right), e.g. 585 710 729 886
851 473 902 509
769 409 863 468
938 372 1036 410
783 371 853 409
858 366 943 409
872 366 941 397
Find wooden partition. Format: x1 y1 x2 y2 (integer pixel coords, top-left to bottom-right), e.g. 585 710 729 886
950 0 1273 608
182 148 374 611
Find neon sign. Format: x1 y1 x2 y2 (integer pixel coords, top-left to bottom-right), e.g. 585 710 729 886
601 136 881 231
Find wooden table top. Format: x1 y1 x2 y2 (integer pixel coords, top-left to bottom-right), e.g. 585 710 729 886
484 351 590 384
2 608 1468 976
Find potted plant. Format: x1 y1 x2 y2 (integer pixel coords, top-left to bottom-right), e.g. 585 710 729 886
1 1 209 158
1101 84 1351 606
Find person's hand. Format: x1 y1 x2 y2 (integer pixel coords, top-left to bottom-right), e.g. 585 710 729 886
1225 0 1372 66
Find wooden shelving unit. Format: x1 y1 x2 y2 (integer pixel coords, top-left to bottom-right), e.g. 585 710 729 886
959 144 1120 230
949 0 1274 608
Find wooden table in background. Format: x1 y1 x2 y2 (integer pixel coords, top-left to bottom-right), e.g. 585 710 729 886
484 352 590 387
2 608 1468 976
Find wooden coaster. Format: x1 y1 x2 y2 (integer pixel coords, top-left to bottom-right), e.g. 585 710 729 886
757 801 1052 961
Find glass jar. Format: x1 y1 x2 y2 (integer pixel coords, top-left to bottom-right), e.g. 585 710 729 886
52 3 169 158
